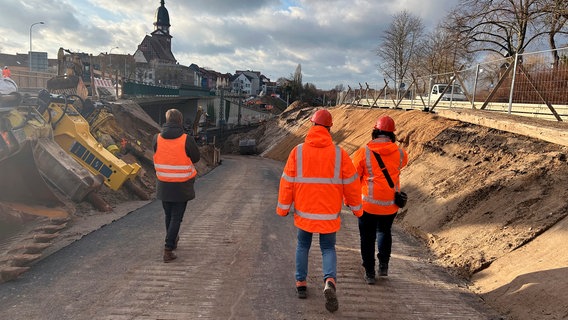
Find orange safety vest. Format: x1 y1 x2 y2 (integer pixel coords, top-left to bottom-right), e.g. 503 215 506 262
352 138 408 214
276 126 362 233
153 134 196 182
2 69 11 78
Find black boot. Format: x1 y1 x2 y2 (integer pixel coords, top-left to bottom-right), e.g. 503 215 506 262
379 263 388 276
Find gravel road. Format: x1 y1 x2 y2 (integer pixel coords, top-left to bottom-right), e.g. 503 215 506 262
0 155 502 319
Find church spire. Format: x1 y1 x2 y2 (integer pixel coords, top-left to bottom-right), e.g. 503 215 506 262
154 0 170 35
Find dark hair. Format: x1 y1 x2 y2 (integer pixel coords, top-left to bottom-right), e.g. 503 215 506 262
372 129 396 142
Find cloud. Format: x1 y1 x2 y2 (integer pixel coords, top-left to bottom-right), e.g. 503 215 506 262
1 0 458 89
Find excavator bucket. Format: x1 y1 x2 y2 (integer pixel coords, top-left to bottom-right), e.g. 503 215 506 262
47 75 88 101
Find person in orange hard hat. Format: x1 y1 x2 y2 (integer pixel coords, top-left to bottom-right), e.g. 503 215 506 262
153 109 200 263
2 66 11 78
351 115 408 284
276 109 362 313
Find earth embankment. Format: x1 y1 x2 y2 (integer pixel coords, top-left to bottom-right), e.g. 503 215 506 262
256 104 568 320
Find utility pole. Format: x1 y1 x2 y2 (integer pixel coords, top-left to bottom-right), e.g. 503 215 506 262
218 88 225 127
237 90 242 126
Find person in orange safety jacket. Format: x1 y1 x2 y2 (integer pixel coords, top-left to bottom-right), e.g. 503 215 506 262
276 109 362 313
2 66 11 78
351 114 408 285
153 109 200 263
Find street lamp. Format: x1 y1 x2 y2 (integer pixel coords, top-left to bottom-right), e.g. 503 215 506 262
29 21 45 72
109 46 119 68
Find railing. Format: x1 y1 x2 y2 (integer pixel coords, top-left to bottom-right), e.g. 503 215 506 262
352 98 568 122
339 46 568 121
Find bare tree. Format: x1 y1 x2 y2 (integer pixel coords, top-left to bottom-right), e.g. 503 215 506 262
293 64 302 87
541 0 568 66
449 0 554 57
416 24 472 76
376 10 425 96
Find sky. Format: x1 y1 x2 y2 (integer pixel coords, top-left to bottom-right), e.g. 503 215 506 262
0 0 457 90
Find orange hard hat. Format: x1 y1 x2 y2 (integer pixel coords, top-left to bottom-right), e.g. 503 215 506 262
310 109 333 127
373 115 395 132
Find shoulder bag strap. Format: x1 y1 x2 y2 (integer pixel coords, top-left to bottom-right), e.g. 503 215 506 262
372 151 395 189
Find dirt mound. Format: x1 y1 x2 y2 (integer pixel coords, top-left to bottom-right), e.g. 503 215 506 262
259 104 568 320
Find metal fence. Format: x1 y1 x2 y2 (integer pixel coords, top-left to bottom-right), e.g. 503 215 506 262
340 46 568 121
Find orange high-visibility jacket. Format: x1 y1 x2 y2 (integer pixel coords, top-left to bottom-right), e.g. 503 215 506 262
2 68 11 78
276 125 363 234
351 137 408 215
153 134 197 182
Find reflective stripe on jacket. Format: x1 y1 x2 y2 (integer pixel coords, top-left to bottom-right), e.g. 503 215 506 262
352 137 408 215
276 125 362 233
154 134 197 182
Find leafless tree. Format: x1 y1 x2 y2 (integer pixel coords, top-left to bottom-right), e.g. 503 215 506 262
541 0 568 66
293 63 302 87
376 10 425 95
415 24 473 84
449 0 552 57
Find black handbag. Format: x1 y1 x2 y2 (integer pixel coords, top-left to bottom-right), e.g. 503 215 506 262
372 151 407 208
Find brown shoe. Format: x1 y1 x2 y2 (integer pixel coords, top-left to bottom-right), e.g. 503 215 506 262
163 249 177 263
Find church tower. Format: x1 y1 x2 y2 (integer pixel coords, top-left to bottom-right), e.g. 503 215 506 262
154 0 171 36
134 0 177 65
150 0 173 55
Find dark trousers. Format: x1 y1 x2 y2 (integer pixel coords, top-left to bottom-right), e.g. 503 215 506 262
358 211 397 274
162 201 187 250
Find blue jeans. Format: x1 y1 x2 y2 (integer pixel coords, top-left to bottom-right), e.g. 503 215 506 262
295 229 337 283
358 211 397 274
162 201 187 250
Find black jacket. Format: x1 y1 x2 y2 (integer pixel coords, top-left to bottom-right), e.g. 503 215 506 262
152 122 200 202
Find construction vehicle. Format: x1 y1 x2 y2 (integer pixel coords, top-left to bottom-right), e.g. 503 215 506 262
1 92 109 216
46 48 89 100
1 78 146 216
35 90 141 191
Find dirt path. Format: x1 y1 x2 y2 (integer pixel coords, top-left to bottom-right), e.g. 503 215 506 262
0 155 501 319
257 105 568 320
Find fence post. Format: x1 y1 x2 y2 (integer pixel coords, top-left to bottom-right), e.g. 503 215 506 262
508 53 519 114
471 64 480 109
426 77 433 111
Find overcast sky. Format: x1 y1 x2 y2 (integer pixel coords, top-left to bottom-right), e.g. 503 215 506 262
0 0 457 90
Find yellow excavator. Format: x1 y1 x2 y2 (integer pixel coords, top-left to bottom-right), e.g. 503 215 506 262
0 94 106 216
1 85 145 217
36 90 141 191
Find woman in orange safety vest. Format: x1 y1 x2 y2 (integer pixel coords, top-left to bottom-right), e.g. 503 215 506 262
276 109 362 313
351 115 408 285
153 108 200 263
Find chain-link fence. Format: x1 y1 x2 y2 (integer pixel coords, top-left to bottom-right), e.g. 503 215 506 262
341 46 568 121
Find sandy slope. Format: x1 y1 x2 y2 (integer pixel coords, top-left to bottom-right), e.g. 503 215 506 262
256 104 568 320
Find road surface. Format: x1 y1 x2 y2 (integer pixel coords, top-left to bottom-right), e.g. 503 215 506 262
0 155 503 319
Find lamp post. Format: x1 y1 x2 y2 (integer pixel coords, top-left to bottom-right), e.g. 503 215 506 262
109 46 119 68
29 21 45 72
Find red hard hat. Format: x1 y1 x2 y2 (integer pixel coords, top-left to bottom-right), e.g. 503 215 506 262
373 115 395 132
310 109 333 127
